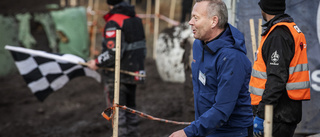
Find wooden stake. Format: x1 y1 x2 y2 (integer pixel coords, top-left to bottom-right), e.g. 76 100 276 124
258 18 262 45
112 30 122 137
153 0 160 59
131 0 136 6
145 0 151 34
60 0 66 7
264 105 273 137
168 0 176 27
230 0 236 26
249 19 257 60
70 0 77 6
89 0 100 59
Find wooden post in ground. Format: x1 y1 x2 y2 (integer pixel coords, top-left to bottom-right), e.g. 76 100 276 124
153 0 160 59
168 0 176 27
258 18 262 45
131 0 136 6
264 105 273 137
145 0 151 35
70 0 77 6
249 19 257 60
60 0 66 7
88 0 94 23
112 30 122 137
89 0 100 59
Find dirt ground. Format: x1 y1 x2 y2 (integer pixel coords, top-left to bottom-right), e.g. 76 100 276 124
0 58 194 137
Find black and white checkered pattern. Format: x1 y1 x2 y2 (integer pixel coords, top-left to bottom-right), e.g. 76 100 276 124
5 45 101 101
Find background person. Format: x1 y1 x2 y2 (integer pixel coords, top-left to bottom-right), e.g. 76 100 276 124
249 0 311 136
87 0 146 136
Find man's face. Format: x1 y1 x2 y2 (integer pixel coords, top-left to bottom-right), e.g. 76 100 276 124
189 1 214 42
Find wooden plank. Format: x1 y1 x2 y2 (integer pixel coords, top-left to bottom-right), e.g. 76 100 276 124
131 0 136 6
249 19 257 60
89 0 100 59
168 0 176 27
264 105 273 137
258 18 262 45
153 0 160 59
112 30 122 137
145 0 151 34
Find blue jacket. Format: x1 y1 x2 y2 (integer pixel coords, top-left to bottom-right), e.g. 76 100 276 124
184 24 253 137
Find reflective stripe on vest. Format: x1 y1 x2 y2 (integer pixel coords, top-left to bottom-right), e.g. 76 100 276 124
249 22 310 105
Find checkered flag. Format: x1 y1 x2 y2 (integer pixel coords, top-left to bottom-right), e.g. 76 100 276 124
5 45 101 102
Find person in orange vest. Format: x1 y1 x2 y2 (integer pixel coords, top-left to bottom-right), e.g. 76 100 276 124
250 0 311 136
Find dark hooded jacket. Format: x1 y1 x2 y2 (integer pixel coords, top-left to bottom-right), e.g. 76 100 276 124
95 1 146 84
184 24 253 137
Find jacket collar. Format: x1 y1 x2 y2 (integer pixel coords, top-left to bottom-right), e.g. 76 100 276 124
261 14 294 36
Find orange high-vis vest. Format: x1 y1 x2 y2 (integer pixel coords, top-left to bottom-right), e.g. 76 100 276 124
249 22 310 105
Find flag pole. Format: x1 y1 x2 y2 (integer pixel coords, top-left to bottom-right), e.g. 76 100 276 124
258 18 262 44
145 0 151 35
112 29 121 137
264 105 273 137
168 0 176 27
90 0 100 59
153 0 160 59
249 19 257 60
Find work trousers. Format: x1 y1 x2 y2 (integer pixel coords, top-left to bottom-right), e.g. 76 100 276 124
273 122 297 137
106 82 139 137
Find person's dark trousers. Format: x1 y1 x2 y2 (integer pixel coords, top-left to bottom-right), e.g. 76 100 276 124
107 82 139 137
247 125 253 137
273 122 297 137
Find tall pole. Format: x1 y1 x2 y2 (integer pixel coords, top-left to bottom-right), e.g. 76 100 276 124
153 0 160 59
112 30 122 137
60 0 66 7
90 0 100 59
168 0 176 27
249 19 257 60
264 105 273 137
258 18 262 45
131 0 136 6
145 0 151 35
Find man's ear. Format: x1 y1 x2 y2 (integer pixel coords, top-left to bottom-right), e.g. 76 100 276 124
211 16 218 28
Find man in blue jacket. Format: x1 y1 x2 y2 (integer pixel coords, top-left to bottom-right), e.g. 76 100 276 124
169 0 253 137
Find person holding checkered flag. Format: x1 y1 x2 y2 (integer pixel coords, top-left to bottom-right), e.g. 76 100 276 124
87 0 146 136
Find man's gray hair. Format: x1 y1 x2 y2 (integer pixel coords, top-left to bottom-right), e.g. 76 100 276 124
196 0 228 28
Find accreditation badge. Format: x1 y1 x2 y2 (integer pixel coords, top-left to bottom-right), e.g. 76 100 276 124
199 70 206 85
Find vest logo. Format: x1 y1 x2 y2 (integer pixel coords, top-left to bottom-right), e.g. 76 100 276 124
270 50 279 65
293 25 302 33
107 40 115 49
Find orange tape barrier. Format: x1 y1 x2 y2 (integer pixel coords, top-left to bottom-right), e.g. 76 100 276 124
101 104 191 125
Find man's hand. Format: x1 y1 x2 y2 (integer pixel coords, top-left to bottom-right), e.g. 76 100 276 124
87 59 98 70
253 116 264 137
169 129 187 137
